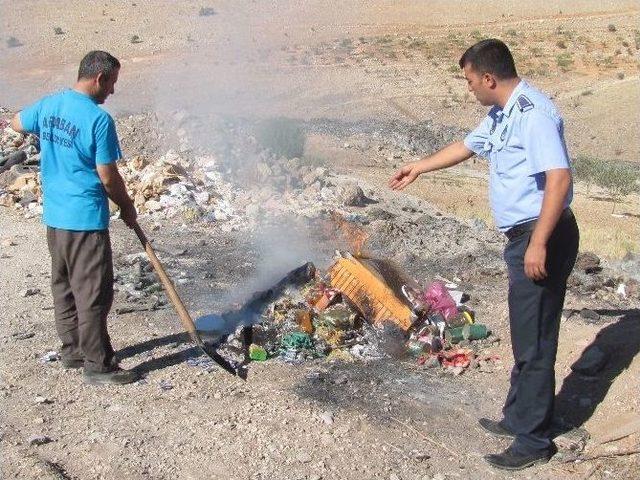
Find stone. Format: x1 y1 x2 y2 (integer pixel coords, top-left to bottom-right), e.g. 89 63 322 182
575 252 601 274
297 452 312 463
554 427 589 453
21 288 40 297
0 193 16 207
626 279 639 300
302 170 320 187
28 435 52 446
159 380 173 391
320 411 334 425
8 172 38 192
340 183 367 207
579 309 600 322
1 238 17 247
571 345 609 376
13 331 35 340
145 199 162 212
18 190 37 207
193 191 210 206
470 217 487 230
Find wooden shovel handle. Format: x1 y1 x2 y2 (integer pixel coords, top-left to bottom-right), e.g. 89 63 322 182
132 223 199 339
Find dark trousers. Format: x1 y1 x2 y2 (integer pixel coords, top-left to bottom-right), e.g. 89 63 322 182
501 210 579 454
47 227 115 373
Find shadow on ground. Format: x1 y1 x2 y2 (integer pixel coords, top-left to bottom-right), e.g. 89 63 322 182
116 333 198 374
555 309 640 431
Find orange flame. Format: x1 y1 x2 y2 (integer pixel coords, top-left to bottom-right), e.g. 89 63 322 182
329 212 369 257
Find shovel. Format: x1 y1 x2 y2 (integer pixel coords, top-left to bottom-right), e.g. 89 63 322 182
132 222 246 379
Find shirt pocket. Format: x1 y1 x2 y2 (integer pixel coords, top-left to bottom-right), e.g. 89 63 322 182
493 122 521 176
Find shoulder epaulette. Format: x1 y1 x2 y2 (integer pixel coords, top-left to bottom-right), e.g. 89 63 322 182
517 95 534 112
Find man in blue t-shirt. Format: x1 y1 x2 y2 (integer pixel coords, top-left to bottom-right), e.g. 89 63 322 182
11 50 139 386
390 39 579 470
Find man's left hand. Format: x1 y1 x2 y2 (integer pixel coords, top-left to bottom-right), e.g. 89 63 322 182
524 241 547 281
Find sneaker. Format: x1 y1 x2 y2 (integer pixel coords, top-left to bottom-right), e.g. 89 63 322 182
61 358 84 369
479 418 515 439
83 366 140 386
484 445 554 471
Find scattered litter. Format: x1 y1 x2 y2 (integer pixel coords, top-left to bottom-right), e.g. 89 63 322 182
159 380 174 391
40 351 61 363
186 355 219 371
422 281 458 320
280 332 314 352
439 348 474 369
248 344 268 361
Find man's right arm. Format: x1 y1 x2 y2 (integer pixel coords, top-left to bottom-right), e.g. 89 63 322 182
388 141 474 191
96 163 137 228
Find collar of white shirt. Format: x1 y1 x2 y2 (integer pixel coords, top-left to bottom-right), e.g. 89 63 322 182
499 80 526 118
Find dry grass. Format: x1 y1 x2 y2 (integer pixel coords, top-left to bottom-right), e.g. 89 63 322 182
361 167 639 259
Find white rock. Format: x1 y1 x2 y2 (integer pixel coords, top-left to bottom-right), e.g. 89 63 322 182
320 411 334 425
194 191 210 206
616 283 626 297
145 200 163 211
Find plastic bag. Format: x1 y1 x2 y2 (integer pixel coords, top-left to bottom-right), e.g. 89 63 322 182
422 281 458 320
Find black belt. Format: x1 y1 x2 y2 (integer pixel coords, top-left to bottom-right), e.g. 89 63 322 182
505 208 573 241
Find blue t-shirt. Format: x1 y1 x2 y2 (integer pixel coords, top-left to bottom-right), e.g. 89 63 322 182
20 89 122 231
464 80 573 231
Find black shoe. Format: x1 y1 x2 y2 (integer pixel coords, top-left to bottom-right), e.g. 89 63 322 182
62 357 84 369
83 366 140 386
63 356 118 370
479 418 515 439
484 446 553 471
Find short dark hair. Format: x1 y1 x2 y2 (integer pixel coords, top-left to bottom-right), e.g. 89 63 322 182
458 39 517 79
77 50 120 81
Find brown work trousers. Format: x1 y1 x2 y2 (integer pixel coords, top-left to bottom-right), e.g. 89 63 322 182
46 227 115 372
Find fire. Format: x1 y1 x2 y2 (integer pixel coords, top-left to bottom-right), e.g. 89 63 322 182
328 212 369 257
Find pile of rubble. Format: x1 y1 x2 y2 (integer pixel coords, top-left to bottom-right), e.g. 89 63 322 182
0 111 242 226
569 251 640 304
116 150 238 224
209 252 500 376
0 116 42 217
0 109 375 231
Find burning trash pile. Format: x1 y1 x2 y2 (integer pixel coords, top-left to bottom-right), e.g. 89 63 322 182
209 251 499 376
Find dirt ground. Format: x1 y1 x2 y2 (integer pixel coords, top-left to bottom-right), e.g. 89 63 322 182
1 1 639 479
